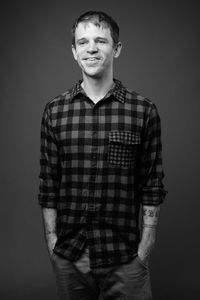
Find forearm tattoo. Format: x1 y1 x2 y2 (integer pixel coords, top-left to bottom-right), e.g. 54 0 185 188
143 209 159 218
142 206 160 227
142 223 157 229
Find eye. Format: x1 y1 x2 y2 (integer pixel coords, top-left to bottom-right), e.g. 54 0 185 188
77 40 88 46
98 40 106 44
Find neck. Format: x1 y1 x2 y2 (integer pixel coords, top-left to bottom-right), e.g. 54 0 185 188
81 74 114 103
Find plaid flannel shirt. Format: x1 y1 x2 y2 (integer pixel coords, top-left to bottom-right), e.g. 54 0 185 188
38 79 166 268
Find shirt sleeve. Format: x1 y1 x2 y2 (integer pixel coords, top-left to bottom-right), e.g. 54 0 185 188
138 103 167 206
38 103 61 208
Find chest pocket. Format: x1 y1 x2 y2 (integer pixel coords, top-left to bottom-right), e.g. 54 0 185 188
107 131 141 168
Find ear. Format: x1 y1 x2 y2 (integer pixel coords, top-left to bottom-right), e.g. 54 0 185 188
113 42 122 58
72 45 77 61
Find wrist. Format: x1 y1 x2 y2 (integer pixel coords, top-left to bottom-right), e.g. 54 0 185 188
46 233 57 254
138 227 156 257
138 240 155 262
139 237 155 251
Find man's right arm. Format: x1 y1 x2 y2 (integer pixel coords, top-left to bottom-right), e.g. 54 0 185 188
41 207 57 256
39 103 61 255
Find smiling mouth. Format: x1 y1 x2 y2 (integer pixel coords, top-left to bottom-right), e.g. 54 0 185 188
84 57 101 61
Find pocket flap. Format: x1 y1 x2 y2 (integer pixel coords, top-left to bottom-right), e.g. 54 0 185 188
109 131 140 145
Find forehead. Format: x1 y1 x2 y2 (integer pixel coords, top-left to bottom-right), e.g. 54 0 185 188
75 22 112 40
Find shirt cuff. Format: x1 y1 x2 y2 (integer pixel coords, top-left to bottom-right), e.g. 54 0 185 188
38 195 57 208
141 187 167 206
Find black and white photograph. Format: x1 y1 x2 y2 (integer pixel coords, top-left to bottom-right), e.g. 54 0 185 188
1 1 199 299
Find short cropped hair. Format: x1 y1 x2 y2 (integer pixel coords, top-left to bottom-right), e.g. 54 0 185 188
71 11 120 47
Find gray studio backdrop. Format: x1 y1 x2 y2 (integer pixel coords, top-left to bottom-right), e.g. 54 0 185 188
1 1 200 299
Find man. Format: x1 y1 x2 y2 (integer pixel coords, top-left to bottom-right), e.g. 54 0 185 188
38 11 167 300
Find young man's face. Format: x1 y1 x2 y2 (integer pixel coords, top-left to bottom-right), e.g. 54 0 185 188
72 22 121 79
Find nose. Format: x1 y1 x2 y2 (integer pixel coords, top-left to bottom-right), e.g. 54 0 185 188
87 41 98 54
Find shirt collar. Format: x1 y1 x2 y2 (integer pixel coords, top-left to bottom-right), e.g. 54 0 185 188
69 78 126 103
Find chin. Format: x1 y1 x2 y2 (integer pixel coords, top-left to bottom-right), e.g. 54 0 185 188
83 70 103 79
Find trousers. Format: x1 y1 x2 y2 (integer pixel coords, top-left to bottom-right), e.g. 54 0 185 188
50 248 152 300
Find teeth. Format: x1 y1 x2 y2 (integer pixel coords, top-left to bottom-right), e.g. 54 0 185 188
87 58 98 61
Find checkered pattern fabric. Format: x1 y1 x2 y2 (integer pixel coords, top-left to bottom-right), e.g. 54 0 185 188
108 131 141 167
38 79 167 268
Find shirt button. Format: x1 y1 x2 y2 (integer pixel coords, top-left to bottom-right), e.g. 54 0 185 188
92 153 97 160
82 190 88 197
92 131 97 137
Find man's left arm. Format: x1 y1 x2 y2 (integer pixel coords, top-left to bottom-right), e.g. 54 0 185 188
138 102 167 263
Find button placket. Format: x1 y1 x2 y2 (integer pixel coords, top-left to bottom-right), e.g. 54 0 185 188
88 106 99 208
